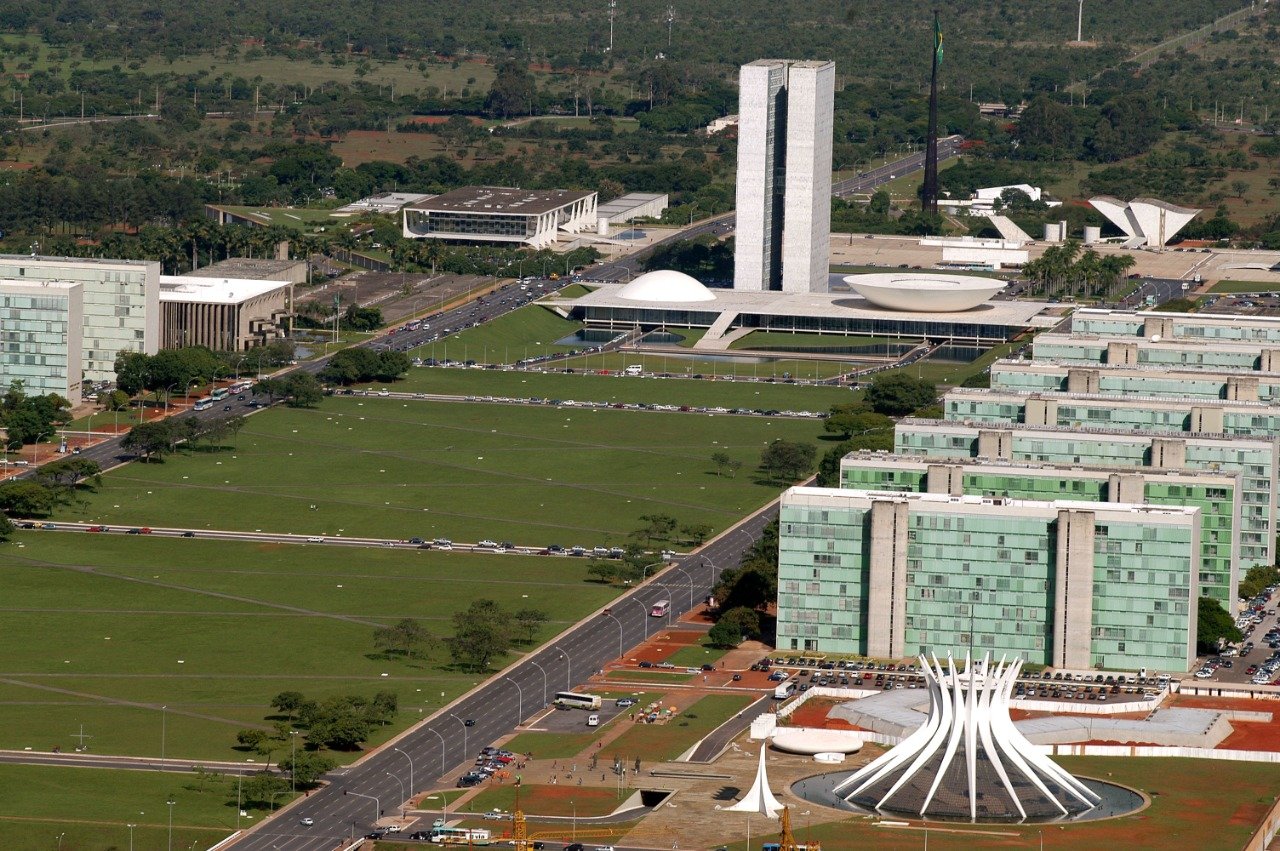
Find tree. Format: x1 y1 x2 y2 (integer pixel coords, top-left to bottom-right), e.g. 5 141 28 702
238 772 290 809
34 457 102 491
759 440 817 482
865 373 937 416
0 481 57 516
1240 565 1280 600
283 372 323 408
271 691 305 720
486 57 537 118
306 700 373 750
868 189 891 215
121 420 176 461
681 523 712 546
276 751 336 788
513 608 548 643
587 559 618 584
823 406 893 439
4 407 54 446
1016 95 1078 159
708 606 762 647
373 618 436 660
710 450 732 476
448 599 513 671
0 515 13 542
634 513 678 545
97 389 130 412
235 728 269 751
1196 596 1242 653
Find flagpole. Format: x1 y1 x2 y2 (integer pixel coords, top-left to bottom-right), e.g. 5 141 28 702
923 9 941 217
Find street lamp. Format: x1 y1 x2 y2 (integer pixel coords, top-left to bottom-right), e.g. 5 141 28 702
529 659 550 704
505 676 525 723
571 800 576 840
385 772 406 815
393 747 415 800
160 705 167 760
633 598 650 638
554 644 572 690
604 612 625 660
289 730 299 795
424 726 447 775
127 823 136 851
448 713 468 754
166 798 176 851
671 565 698 610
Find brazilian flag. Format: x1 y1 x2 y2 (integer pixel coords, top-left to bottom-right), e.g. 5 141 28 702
934 16 943 67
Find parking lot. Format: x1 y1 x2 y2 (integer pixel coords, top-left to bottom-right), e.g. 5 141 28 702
1195 585 1280 686
531 697 636 733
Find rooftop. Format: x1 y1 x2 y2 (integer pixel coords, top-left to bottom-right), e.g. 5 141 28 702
406 186 595 216
946 385 1280 410
159 275 289 305
182 258 303 279
335 192 434 214
840 451 1240 483
898 416 1278 448
785 485 1202 521
596 193 668 218
562 283 1056 327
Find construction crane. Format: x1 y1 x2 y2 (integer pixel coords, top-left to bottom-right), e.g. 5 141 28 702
773 805 820 851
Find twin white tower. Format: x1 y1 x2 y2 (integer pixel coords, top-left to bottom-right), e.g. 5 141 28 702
733 59 835 294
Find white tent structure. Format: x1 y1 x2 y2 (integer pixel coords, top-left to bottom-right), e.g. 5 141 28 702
834 652 1101 822
728 744 785 818
1088 196 1200 248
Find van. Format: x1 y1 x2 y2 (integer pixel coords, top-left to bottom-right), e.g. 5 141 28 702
586 714 600 727
624 364 642 376
773 682 797 700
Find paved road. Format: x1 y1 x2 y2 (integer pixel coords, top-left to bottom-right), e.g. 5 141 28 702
686 693 773 763
226 500 780 850
831 135 964 198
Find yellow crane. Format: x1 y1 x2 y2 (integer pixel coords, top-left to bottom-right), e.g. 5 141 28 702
506 783 623 850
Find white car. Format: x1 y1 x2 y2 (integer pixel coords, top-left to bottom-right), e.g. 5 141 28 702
1194 669 1213 679
477 540 499 549
385 824 402 833
300 817 314 826
306 537 325 543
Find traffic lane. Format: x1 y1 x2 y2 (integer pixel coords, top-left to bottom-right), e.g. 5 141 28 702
225 502 777 849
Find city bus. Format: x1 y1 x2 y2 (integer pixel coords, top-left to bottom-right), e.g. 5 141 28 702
430 826 491 844
553 691 602 710
228 380 251 394
650 600 670 617
210 387 230 401
193 397 214 411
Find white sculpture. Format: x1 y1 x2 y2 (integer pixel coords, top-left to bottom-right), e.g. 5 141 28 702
728 745 785 818
1088 196 1200 248
834 652 1101 821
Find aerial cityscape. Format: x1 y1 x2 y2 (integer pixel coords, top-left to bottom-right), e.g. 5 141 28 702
6 2 1280 849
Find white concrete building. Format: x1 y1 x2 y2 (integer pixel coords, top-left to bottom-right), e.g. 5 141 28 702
402 186 597 248
0 280 83 404
734 59 834 294
159 276 290 351
596 193 669 235
1088 197 1201 248
0 255 159 385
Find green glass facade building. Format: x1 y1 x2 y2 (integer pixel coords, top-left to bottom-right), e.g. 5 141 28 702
1032 332 1280 373
777 487 1199 672
989 360 1280 404
840 454 1241 608
895 418 1277 572
1071 308 1280 344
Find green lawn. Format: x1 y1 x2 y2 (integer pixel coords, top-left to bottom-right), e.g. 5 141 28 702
604 694 753 762
665 636 731 668
409 305 586 362
729 331 907 351
1209 280 1280 293
603 670 693 684
547 283 596 299
874 340 1019 387
552 350 860 380
54 397 825 544
667 328 708 347
0 532 620 761
387 366 857 409
0 763 265 850
466 784 619 818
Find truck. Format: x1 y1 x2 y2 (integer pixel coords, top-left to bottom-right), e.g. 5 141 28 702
773 681 796 700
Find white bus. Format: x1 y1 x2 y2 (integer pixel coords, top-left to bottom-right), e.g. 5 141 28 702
193 397 214 411
430 826 491 844
553 691 602 710
210 387 230 401
650 600 670 617
228 380 251 394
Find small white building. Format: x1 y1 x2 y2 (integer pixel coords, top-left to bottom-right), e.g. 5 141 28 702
159 276 290 351
401 186 597 249
1089 196 1201 248
596 193 669 235
0 279 84 404
705 114 739 135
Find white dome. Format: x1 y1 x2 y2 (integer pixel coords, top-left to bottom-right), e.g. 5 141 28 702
843 272 1004 312
617 270 716 303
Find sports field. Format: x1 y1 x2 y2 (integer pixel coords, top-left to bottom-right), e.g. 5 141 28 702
0 764 247 850
58 398 826 544
0 532 618 761
382 366 857 410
